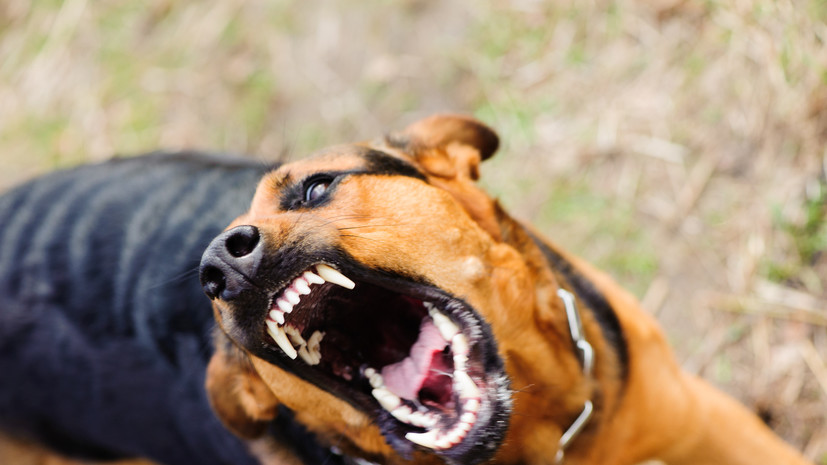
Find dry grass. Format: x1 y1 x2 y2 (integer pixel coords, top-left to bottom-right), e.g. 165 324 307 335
1 0 825 462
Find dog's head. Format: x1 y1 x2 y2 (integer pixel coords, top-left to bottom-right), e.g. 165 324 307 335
200 115 584 464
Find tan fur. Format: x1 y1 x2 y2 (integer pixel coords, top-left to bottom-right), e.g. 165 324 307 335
207 115 811 465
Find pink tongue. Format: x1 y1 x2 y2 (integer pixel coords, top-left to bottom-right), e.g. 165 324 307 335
381 320 447 400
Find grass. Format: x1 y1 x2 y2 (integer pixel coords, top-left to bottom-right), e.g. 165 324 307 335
1 0 825 460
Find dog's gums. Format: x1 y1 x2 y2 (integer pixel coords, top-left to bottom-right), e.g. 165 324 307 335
256 262 508 456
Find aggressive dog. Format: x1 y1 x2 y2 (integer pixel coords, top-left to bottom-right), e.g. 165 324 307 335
199 115 813 465
0 115 811 465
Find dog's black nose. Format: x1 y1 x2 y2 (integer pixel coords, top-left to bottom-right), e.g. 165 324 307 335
199 225 262 301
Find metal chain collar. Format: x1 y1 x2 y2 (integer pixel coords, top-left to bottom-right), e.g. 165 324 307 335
554 288 595 464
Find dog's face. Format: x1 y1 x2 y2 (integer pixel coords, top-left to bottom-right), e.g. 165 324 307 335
201 116 579 464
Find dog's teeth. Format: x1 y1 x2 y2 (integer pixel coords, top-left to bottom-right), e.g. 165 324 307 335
364 367 376 378
464 398 480 413
297 345 320 365
269 309 285 325
266 320 297 359
284 325 306 347
284 289 301 305
390 405 412 423
436 434 453 450
454 371 481 399
453 353 468 372
368 370 384 389
303 270 325 285
372 388 401 411
430 310 459 341
307 330 324 348
294 279 311 295
461 412 477 424
406 429 439 449
306 330 324 363
409 411 438 428
452 333 469 356
316 264 355 289
276 298 293 313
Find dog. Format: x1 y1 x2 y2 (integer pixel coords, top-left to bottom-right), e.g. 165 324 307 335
0 115 811 465
0 153 353 464
199 115 813 465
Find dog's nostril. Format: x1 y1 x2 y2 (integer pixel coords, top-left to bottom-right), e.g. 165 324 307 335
225 225 260 258
201 266 226 300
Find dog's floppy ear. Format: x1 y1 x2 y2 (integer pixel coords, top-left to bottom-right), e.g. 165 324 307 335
206 333 279 439
391 114 499 181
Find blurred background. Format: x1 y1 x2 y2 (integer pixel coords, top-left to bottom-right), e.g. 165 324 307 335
0 0 825 462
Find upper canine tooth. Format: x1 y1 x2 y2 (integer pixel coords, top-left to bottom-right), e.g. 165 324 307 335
266 320 297 359
294 279 311 295
316 264 355 289
303 270 325 285
430 310 459 341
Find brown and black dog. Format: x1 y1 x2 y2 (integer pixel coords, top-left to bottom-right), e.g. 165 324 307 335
199 115 812 465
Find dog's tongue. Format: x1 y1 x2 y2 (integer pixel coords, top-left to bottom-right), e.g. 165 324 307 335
381 320 447 400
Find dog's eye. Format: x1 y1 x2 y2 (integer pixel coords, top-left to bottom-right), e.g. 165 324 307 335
305 177 333 203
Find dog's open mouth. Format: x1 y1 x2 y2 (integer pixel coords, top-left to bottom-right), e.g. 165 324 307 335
254 263 510 462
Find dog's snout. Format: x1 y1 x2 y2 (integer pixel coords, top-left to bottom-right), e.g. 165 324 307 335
199 225 262 301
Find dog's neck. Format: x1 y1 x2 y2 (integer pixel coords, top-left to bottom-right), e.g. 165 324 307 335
492 204 629 463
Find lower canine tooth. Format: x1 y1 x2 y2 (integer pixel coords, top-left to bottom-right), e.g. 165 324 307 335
266 320 297 359
405 429 439 449
316 264 356 289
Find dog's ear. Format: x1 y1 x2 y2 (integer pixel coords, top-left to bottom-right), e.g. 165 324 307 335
391 114 499 181
206 334 279 439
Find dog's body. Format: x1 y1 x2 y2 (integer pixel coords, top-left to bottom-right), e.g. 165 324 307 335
0 116 812 465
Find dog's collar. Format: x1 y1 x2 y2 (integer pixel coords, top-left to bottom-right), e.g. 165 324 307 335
554 288 595 464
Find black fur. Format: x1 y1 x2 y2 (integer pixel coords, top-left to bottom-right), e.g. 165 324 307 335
0 153 325 464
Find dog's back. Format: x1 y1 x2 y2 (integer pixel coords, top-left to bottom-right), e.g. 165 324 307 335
0 153 267 464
